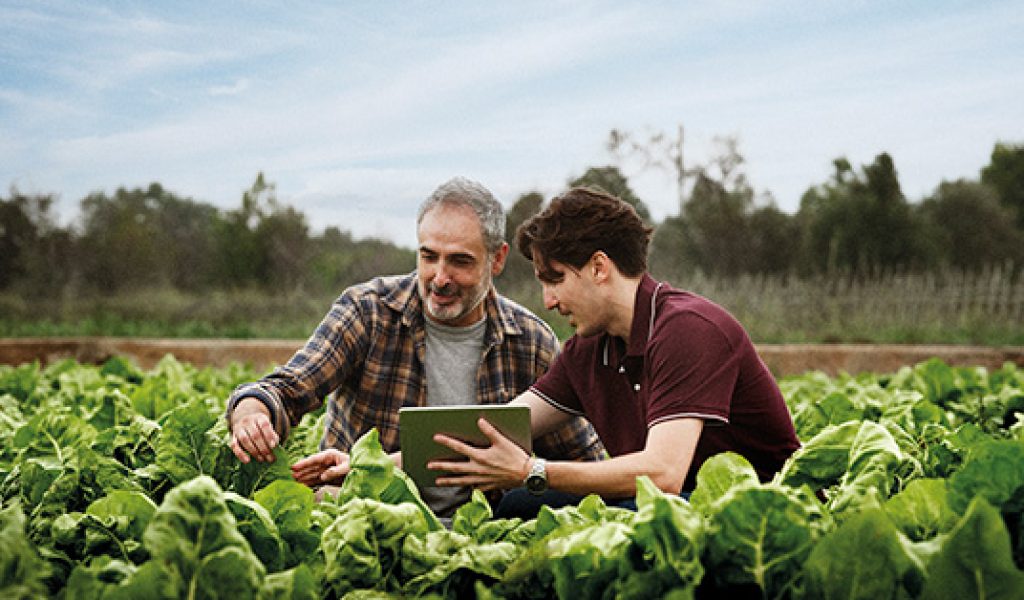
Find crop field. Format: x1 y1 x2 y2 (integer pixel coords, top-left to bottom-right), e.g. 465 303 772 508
2 356 1023 598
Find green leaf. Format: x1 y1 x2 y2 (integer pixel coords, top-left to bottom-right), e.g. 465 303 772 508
829 421 903 516
253 479 320 568
64 556 137 598
225 491 286 572
258 563 319 600
705 485 828 597
230 445 294 498
0 501 50 599
689 451 760 514
617 477 704 597
804 507 925 599
779 421 861 490
142 475 265 598
946 439 1024 515
920 496 1024 599
154 397 222 485
883 479 958 541
339 429 442 530
321 497 431 597
401 529 519 597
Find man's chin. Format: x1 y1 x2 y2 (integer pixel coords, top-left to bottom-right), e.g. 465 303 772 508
426 301 463 322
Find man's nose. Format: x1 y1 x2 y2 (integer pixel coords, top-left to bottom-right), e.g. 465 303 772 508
543 287 558 310
433 262 453 288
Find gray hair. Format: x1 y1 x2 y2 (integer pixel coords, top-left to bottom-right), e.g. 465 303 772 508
417 177 506 255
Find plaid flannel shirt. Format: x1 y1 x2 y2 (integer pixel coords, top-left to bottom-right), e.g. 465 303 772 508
226 272 604 462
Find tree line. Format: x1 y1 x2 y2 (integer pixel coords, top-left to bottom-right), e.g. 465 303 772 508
2 136 1022 301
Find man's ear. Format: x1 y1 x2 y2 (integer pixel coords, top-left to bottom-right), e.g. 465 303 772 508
590 251 612 283
490 242 510 276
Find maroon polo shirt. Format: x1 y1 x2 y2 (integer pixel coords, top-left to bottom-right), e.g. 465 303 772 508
531 274 800 492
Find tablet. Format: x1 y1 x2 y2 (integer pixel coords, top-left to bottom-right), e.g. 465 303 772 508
398 405 532 488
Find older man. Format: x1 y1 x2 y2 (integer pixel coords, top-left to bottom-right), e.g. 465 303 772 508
225 177 603 516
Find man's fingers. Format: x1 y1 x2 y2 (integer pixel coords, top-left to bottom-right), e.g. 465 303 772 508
323 463 350 482
255 418 280 447
230 436 251 463
476 417 506 445
433 433 476 456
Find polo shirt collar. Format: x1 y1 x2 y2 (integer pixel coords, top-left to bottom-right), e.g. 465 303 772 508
626 273 661 358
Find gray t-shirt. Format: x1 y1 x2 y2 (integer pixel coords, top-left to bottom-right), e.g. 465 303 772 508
419 315 487 517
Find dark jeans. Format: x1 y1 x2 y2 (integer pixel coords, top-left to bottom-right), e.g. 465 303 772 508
494 488 690 519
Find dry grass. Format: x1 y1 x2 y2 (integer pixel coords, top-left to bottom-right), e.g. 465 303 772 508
2 268 1022 345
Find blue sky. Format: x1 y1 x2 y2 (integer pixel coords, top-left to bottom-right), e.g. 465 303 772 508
2 1 1022 249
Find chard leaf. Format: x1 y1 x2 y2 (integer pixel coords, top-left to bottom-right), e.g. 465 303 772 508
829 421 903 517
154 397 223 485
545 521 633 600
946 439 1024 515
339 429 442 530
0 501 50 599
705 484 828 597
690 451 760 514
617 476 704 597
224 491 286 572
254 479 320 568
321 497 430 597
779 421 861 489
451 489 528 544
65 556 137 598
258 563 319 600
883 478 958 541
920 496 1024 599
140 475 264 598
401 529 519 597
804 507 925 599
230 445 293 497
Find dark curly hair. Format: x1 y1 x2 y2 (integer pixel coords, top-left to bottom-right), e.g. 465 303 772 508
515 186 653 282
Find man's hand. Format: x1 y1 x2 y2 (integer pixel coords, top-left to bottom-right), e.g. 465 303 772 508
291 449 351 487
229 397 280 463
429 417 531 491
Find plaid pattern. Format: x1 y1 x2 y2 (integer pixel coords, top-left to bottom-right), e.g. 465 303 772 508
226 272 604 462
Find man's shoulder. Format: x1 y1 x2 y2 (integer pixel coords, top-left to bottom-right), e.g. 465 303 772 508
492 293 557 344
342 273 417 309
658 287 749 348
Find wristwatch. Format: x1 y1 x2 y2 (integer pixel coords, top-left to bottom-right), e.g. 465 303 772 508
525 458 548 496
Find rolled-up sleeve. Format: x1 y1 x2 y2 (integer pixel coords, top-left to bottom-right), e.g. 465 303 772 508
225 292 370 441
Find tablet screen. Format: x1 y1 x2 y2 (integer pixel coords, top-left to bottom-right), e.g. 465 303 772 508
398 405 532 488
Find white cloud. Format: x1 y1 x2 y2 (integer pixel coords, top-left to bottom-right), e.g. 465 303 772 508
2 0 1021 247
208 78 251 97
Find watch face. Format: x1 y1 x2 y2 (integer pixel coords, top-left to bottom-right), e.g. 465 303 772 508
526 474 546 494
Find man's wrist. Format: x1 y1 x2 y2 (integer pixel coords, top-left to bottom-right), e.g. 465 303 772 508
524 458 548 496
520 455 533 480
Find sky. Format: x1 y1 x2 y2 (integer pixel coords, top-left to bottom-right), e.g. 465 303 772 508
2 1 1022 249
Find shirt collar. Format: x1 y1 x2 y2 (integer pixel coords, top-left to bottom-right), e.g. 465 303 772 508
626 273 662 358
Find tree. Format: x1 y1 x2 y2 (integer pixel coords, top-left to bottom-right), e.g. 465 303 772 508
916 180 1024 270
77 183 220 293
569 166 652 223
0 190 38 289
981 142 1024 230
498 191 545 291
796 153 923 275
747 204 800 276
216 174 274 287
608 124 695 209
